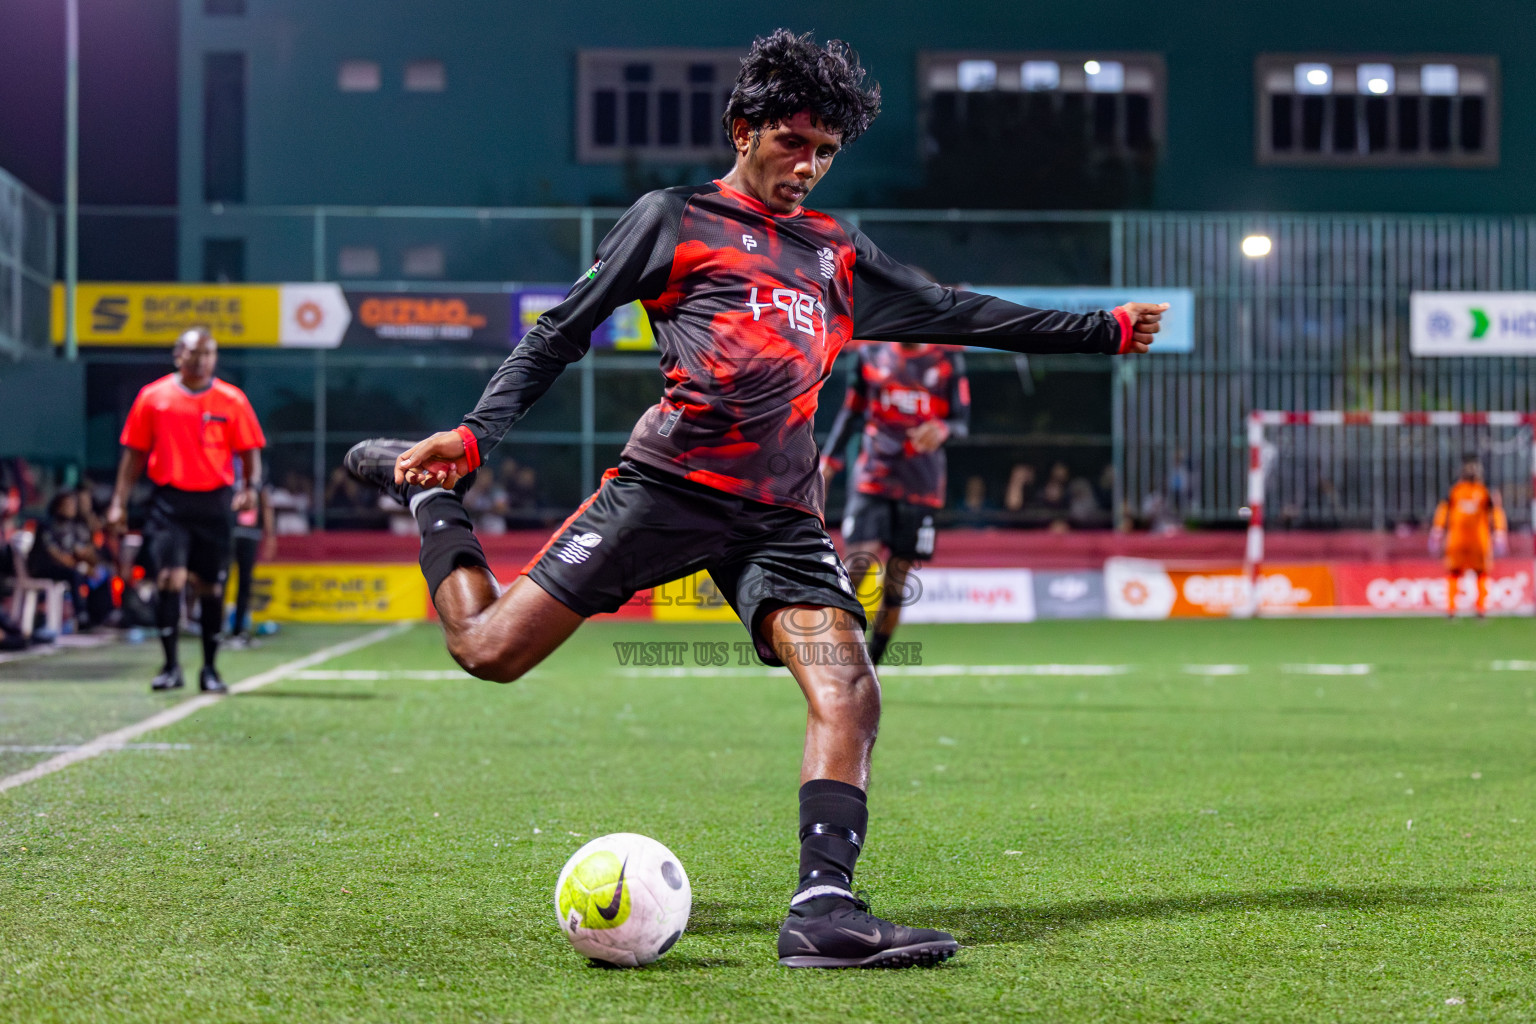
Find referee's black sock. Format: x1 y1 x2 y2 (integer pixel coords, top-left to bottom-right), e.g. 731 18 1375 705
155 589 180 670
199 595 223 671
409 488 490 599
792 779 868 911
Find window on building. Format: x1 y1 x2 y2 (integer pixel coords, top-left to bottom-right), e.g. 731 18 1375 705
203 52 246 203
404 60 446 93
1256 55 1498 166
917 51 1164 207
338 60 381 93
402 245 445 278
576 49 742 163
337 246 380 277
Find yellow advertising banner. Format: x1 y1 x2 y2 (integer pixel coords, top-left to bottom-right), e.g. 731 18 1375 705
649 570 740 623
250 563 427 622
52 283 282 346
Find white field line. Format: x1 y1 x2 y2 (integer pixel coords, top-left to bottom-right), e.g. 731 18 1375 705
1490 660 1536 671
1282 663 1373 676
1182 664 1250 676
291 669 470 680
615 663 1131 678
0 623 412 796
0 743 192 753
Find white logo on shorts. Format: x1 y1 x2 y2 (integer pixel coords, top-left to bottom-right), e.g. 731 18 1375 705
554 531 603 565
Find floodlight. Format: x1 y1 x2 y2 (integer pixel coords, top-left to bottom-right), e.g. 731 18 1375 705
1357 63 1394 96
1295 63 1332 94
1241 235 1273 259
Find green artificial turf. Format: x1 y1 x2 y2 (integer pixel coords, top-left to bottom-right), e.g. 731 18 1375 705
2 617 1535 1022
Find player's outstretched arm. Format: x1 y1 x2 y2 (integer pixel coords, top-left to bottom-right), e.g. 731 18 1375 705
399 191 686 486
842 224 1167 356
819 353 870 484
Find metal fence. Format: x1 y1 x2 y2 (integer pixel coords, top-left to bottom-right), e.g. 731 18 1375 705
0 167 54 360
49 202 1536 530
1118 214 1536 528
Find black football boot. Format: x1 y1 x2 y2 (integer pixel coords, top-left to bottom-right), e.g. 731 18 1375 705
777 895 959 968
344 438 476 505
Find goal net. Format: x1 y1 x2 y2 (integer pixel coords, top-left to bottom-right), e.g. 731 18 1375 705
1241 411 1536 616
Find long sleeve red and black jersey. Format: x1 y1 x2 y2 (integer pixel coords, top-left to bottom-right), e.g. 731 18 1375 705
822 344 970 509
460 179 1130 519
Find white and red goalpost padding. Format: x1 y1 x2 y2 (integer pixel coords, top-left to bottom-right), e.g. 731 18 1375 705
1241 411 1536 617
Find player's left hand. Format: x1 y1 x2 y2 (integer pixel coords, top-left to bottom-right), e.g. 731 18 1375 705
232 487 257 512
907 419 950 454
1119 302 1170 354
1494 530 1510 558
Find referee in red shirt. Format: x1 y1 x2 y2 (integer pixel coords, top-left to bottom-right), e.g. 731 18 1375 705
106 328 267 693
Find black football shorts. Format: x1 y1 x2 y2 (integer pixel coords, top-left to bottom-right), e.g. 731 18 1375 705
146 485 233 587
841 491 937 560
525 460 866 665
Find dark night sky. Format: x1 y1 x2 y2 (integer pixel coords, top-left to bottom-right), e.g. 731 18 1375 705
0 0 179 204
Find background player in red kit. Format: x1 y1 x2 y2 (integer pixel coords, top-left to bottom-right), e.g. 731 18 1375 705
346 30 1167 968
107 329 266 693
821 342 969 663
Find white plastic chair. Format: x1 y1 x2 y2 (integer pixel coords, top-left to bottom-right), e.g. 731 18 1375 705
8 531 68 640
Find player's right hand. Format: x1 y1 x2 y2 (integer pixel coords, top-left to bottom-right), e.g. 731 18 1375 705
396 430 472 488
104 499 126 534
1427 527 1445 555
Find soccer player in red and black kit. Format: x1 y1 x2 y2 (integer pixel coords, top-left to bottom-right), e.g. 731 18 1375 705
107 329 266 694
821 342 969 664
346 30 1166 968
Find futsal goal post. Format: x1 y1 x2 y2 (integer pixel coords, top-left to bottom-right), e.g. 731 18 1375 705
1240 410 1536 618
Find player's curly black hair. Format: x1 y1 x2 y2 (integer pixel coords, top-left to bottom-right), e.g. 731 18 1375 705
721 29 881 146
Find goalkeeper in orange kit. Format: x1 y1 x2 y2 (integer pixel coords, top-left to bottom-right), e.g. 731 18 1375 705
1430 454 1508 618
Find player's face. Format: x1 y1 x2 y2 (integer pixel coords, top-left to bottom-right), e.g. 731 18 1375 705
1463 460 1483 482
175 333 218 389
727 110 842 214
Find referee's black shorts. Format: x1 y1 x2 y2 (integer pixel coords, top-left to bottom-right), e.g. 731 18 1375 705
146 485 233 587
525 460 866 666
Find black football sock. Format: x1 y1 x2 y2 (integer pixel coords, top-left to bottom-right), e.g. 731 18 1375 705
155 589 181 670
200 595 223 671
410 488 490 599
867 629 891 666
792 779 868 910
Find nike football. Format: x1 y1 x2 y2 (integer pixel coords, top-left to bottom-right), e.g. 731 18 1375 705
554 832 691 967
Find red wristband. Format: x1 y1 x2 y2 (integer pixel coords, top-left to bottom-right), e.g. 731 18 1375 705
454 425 481 470
1111 305 1135 354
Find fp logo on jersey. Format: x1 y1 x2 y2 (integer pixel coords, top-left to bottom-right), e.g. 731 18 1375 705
742 234 758 251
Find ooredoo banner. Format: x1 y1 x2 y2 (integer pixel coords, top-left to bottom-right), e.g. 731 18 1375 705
1333 561 1534 614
